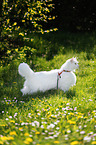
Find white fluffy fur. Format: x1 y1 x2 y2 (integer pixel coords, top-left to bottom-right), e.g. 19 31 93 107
18 57 79 95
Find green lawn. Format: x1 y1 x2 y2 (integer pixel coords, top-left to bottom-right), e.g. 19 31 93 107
0 32 96 145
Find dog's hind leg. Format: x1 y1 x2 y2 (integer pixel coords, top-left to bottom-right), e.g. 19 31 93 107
21 86 29 95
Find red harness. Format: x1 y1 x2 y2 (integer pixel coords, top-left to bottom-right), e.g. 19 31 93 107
57 70 70 89
58 70 70 76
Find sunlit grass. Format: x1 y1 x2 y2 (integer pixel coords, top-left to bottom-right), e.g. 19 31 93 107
0 32 96 145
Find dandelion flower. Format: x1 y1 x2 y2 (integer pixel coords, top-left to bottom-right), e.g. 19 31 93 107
0 141 3 144
1 136 8 141
71 141 79 145
10 131 17 136
24 133 30 136
91 141 96 144
26 138 33 142
54 141 60 144
35 132 40 135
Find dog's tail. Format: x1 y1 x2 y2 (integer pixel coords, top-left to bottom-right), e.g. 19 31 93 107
18 62 34 79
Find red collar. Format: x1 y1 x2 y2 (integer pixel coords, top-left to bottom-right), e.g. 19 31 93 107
58 70 70 76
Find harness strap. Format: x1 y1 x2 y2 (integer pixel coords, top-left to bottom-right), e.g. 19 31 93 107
58 70 70 76
57 70 70 90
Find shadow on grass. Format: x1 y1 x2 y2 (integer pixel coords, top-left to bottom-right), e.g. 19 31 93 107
65 89 76 99
18 88 76 103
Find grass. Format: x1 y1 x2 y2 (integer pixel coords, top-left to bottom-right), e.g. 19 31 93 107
0 31 96 145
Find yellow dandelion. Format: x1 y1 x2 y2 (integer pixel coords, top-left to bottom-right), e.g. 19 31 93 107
35 131 40 135
41 31 44 34
77 116 83 119
24 133 30 136
46 30 50 33
19 127 23 131
84 117 87 119
13 22 17 26
71 141 79 145
7 19 10 24
10 120 15 123
39 10 41 13
70 112 74 115
51 115 56 119
31 39 34 42
19 33 24 36
24 140 30 144
1 136 8 141
26 137 33 142
10 131 17 136
53 28 58 31
13 82 16 84
22 20 25 22
0 141 3 144
91 141 96 144
7 50 11 54
15 49 18 52
7 136 14 140
52 16 55 19
91 118 95 123
48 17 52 20
0 124 5 127
54 141 60 144
68 120 76 124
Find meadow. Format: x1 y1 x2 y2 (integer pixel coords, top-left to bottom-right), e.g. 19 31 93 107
0 31 96 145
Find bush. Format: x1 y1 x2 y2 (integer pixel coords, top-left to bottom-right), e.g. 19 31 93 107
0 0 57 66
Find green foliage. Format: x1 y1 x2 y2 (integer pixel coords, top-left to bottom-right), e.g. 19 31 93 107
1 31 96 66
2 0 56 33
1 0 57 66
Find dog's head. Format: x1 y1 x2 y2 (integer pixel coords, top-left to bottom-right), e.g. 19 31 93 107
60 57 79 71
68 57 79 71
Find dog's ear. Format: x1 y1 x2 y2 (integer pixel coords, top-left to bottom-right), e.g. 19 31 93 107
70 57 74 62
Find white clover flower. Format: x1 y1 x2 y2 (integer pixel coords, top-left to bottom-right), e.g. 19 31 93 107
74 107 77 111
56 108 59 111
28 113 31 116
47 124 55 129
83 136 91 142
67 130 71 133
31 122 35 126
34 121 39 127
80 131 85 134
65 135 68 137
49 136 54 139
84 125 87 128
40 125 44 129
41 121 47 124
53 135 58 138
9 116 12 118
66 103 70 105
45 137 49 139
21 122 25 126
56 127 60 130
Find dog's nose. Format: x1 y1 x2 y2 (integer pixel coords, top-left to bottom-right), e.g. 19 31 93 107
77 64 79 68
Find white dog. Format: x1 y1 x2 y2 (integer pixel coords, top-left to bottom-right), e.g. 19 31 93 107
18 57 79 95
